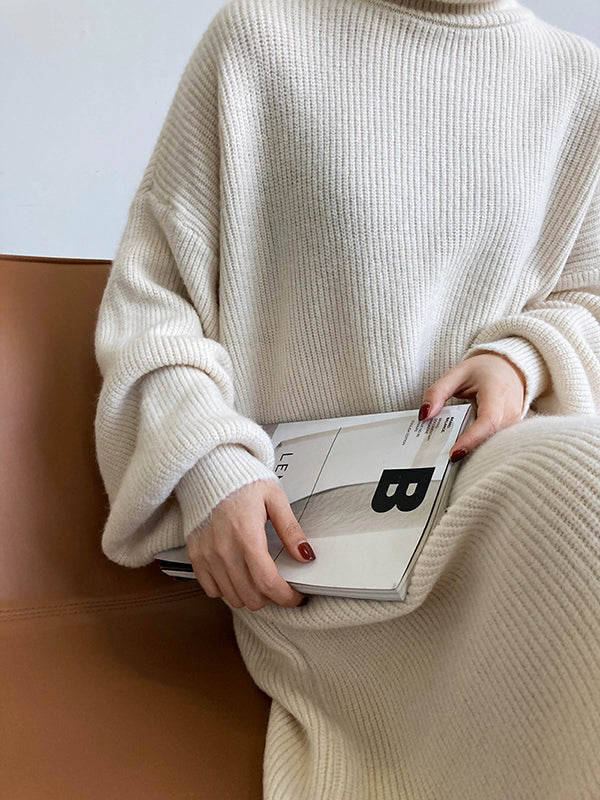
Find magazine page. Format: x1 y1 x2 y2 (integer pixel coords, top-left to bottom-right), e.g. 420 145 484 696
267 404 471 593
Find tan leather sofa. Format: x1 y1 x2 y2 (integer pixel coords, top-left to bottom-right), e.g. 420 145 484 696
1 254 269 800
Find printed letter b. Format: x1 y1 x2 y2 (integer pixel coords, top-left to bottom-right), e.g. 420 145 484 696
371 467 435 513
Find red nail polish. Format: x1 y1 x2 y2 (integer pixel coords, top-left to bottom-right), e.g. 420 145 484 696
450 448 468 463
298 541 316 561
298 596 310 607
418 403 431 421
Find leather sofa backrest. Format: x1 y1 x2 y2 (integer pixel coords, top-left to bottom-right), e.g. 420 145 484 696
1 255 172 601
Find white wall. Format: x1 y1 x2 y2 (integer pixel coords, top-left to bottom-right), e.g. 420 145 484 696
1 0 599 259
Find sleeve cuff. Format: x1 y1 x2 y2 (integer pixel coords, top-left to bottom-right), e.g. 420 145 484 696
463 337 551 416
175 442 279 541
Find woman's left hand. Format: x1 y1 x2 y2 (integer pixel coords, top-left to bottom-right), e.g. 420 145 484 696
419 353 527 462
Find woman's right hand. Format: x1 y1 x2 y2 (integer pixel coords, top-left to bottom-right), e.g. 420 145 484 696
186 479 315 611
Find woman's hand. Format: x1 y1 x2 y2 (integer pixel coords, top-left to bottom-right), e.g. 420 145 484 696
186 479 315 611
419 353 526 461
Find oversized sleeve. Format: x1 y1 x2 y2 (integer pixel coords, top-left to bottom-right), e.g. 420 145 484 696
463 171 600 416
94 18 278 568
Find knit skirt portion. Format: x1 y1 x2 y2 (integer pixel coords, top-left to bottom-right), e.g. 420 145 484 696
232 415 600 800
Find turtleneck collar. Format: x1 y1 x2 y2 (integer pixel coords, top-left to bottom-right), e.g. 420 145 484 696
378 0 534 28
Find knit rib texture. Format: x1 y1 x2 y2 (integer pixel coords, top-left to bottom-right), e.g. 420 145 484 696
94 2 600 792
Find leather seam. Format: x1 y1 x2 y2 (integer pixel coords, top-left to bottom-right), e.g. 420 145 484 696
0 586 205 622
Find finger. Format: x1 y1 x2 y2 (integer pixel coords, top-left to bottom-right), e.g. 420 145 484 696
245 545 306 607
265 487 316 564
420 363 470 420
225 558 275 611
187 542 222 597
193 566 221 598
449 395 503 460
206 562 246 609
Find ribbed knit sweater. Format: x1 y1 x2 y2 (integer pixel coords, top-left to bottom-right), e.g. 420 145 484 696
94 1 600 796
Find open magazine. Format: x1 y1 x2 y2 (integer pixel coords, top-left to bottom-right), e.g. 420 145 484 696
155 403 475 601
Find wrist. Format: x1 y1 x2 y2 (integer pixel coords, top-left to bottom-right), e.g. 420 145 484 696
474 351 526 391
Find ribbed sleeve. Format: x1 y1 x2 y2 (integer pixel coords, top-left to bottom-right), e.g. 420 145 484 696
94 18 278 567
465 173 600 415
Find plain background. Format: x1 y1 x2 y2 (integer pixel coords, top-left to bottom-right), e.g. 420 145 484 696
1 0 599 259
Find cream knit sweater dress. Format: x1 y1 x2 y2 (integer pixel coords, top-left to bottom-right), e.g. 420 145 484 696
94 0 600 796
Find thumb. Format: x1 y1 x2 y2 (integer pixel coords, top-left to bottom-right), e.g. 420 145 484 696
265 487 316 563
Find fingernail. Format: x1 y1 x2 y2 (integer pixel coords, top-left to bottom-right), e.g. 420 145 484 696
418 403 431 422
450 448 468 463
298 541 316 561
298 596 310 607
